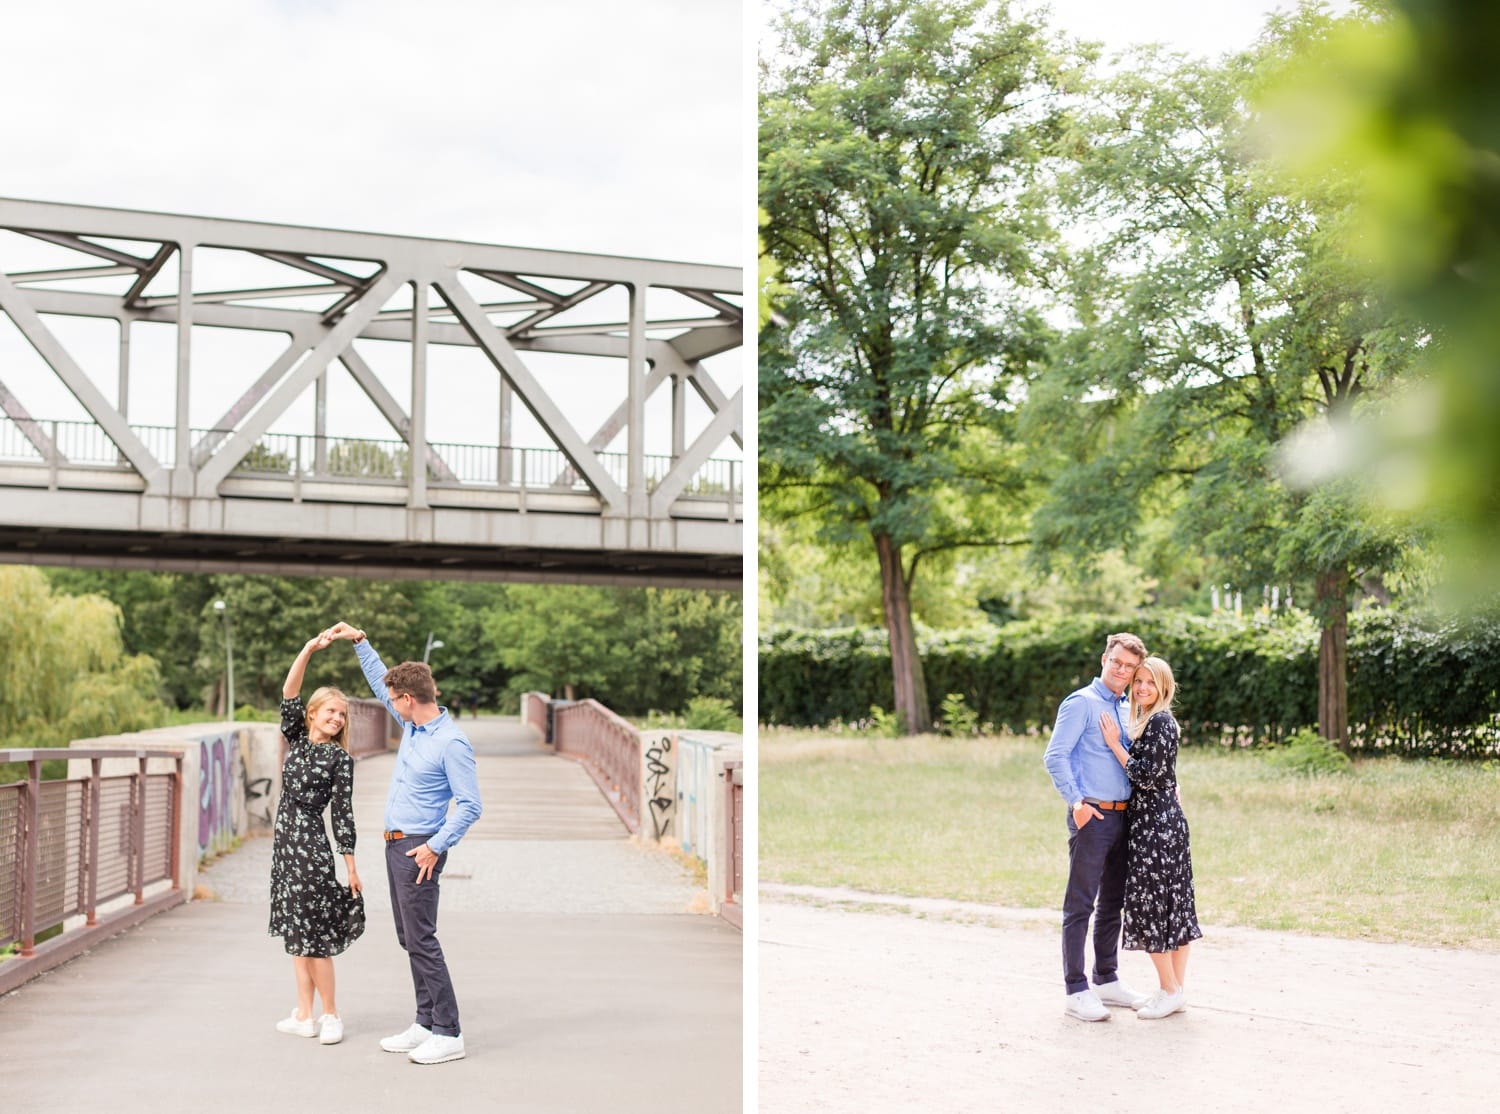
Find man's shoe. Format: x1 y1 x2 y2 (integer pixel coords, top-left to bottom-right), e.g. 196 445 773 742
408 1032 466 1064
379 1022 432 1053
318 1013 344 1045
1137 987 1186 1020
1064 990 1110 1021
1094 978 1151 1009
275 1009 318 1037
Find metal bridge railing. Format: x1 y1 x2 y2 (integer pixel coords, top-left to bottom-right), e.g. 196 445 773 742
0 418 742 503
551 700 643 834
0 748 186 996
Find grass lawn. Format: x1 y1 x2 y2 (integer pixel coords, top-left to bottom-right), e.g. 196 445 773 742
760 729 1500 950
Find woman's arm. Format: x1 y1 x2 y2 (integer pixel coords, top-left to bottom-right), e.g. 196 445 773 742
282 633 331 700
342 853 362 895
332 754 361 894
1125 714 1177 790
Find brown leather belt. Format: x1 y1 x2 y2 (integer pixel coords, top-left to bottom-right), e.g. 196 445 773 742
384 830 433 841
1084 799 1128 811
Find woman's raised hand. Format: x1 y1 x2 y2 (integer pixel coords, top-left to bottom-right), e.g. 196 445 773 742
323 621 365 643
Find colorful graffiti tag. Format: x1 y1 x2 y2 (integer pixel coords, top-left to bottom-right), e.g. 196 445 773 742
198 733 248 858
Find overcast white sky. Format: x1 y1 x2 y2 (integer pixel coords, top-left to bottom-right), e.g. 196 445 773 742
0 0 745 456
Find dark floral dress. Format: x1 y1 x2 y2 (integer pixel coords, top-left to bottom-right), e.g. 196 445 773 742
1122 710 1203 953
268 696 365 957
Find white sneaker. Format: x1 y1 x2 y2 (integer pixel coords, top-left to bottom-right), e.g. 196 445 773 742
317 1013 344 1045
1064 989 1110 1021
1137 987 1186 1020
408 1032 466 1064
1093 978 1151 1009
379 1022 432 1053
275 1009 318 1037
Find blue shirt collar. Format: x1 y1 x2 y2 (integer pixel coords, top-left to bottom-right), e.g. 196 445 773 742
410 708 450 735
1091 678 1127 704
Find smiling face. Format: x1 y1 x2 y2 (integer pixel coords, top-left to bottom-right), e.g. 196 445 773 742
1131 666 1160 709
1100 647 1143 696
307 692 348 744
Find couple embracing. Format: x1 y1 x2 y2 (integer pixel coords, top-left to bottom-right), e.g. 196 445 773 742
1042 632 1202 1022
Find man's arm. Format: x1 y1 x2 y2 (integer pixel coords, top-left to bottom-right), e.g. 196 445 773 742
1042 692 1087 806
429 737 483 855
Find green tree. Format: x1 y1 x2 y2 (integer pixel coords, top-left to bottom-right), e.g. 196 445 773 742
0 567 166 774
1259 0 1500 599
193 575 427 709
45 568 214 708
1030 14 1422 747
759 0 1073 732
483 585 741 716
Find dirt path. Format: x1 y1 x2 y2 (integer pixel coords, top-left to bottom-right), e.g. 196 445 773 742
759 885 1496 1113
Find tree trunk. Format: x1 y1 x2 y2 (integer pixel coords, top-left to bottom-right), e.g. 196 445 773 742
874 532 931 734
1315 566 1349 752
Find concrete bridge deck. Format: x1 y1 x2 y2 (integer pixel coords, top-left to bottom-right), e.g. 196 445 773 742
0 716 741 1113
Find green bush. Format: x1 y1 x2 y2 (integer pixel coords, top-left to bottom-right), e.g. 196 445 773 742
938 692 981 737
759 607 1500 757
684 695 743 732
1261 728 1354 775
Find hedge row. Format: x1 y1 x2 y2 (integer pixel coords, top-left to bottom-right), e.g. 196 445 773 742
758 609 1500 757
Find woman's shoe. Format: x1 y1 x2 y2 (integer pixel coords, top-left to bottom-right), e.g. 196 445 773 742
318 1013 344 1044
1137 988 1186 1020
275 1009 318 1037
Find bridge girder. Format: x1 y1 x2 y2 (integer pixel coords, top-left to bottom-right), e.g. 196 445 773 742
0 199 743 586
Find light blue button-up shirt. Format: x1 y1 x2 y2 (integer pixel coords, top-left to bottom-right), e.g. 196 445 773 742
1042 677 1132 805
356 640 482 855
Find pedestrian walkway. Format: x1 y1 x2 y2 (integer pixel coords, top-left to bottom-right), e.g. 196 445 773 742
0 716 741 1113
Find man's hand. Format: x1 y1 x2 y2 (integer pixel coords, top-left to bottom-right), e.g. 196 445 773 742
1072 801 1104 828
407 842 439 884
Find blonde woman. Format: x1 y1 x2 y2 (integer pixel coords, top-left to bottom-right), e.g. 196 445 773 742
1099 655 1201 1020
269 633 366 1044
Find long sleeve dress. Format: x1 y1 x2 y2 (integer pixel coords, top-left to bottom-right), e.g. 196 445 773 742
1122 710 1203 953
268 696 365 957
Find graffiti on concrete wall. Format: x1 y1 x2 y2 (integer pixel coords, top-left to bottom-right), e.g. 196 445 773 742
644 734 675 841
198 733 249 859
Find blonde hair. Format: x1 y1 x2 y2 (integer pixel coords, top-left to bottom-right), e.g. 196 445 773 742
305 686 351 751
1127 656 1176 740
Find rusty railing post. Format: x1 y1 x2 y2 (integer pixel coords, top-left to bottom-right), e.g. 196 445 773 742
20 757 41 957
132 753 147 905
169 753 183 890
83 756 102 926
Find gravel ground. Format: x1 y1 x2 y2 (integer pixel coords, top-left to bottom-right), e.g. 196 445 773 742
759 885 1498 1114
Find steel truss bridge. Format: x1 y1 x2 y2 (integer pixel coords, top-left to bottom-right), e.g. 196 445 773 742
0 199 742 588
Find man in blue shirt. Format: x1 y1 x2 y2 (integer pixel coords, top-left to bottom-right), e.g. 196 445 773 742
325 621 482 1064
1042 632 1150 1021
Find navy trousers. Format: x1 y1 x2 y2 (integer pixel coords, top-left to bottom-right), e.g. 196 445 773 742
1060 809 1128 994
385 835 461 1037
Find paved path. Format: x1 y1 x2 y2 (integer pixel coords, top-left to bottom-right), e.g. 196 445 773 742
759 885 1497 1114
0 717 741 1113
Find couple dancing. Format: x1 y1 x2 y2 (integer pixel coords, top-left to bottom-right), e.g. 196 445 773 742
267 620 482 1064
1043 632 1202 1022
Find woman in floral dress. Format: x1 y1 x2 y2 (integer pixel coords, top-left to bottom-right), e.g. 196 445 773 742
269 632 365 1045
1099 655 1201 1020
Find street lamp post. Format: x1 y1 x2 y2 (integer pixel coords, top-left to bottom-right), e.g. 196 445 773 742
423 632 445 664
213 599 235 721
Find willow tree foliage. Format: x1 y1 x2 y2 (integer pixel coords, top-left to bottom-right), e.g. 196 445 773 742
1028 11 1423 747
0 566 165 749
759 0 1074 732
